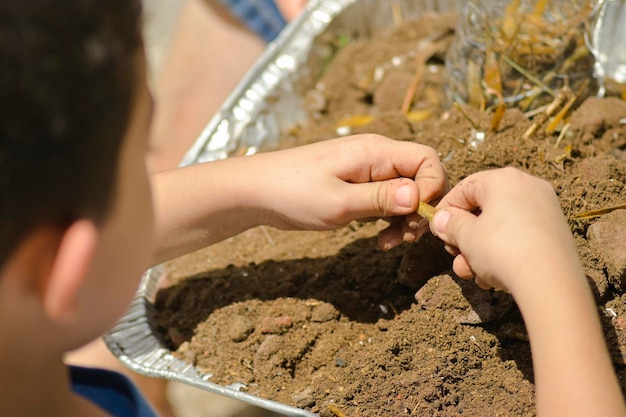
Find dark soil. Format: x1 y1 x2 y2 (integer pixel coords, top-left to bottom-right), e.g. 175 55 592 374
154 14 626 417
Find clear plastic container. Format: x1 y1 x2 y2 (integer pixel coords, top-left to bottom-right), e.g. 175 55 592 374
445 0 598 110
587 0 626 97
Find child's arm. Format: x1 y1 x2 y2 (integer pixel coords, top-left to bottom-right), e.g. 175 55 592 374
430 167 626 417
150 134 447 263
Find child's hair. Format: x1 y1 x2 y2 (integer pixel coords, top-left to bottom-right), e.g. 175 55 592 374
0 0 143 265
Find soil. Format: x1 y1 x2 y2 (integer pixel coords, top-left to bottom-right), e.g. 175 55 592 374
154 14 626 417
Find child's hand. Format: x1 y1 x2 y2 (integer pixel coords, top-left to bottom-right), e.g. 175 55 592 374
275 0 307 21
428 171 626 417
429 167 580 293
257 134 448 250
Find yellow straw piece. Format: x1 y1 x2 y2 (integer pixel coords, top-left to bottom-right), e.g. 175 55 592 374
417 201 437 221
335 114 374 128
571 203 626 220
405 109 432 123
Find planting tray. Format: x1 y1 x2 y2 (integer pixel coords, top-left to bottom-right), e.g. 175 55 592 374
104 0 459 415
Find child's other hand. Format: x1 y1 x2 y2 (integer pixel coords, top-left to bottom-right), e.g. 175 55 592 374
259 134 448 250
430 167 580 293
275 0 307 21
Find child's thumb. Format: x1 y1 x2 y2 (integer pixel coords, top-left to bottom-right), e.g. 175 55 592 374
431 208 475 250
343 178 419 219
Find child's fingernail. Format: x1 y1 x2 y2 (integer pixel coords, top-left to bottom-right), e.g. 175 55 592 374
396 184 413 208
403 231 416 242
443 244 459 256
382 237 402 251
433 210 451 234
410 218 428 230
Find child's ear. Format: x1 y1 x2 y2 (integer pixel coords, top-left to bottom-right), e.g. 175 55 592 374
43 220 99 323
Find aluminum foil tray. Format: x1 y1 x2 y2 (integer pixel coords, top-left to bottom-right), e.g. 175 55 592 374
105 0 459 415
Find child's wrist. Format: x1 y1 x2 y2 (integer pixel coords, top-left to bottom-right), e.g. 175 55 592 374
510 264 592 317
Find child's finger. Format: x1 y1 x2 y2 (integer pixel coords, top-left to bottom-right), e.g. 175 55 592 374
275 0 307 20
377 216 430 251
452 254 474 280
377 218 406 251
335 136 448 208
474 276 492 290
430 207 477 251
443 243 459 257
340 177 419 221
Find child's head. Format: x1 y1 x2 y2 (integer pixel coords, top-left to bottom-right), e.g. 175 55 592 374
0 0 143 264
0 0 155 350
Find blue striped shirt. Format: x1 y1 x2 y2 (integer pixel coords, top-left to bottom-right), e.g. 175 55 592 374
70 365 157 417
220 0 287 42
